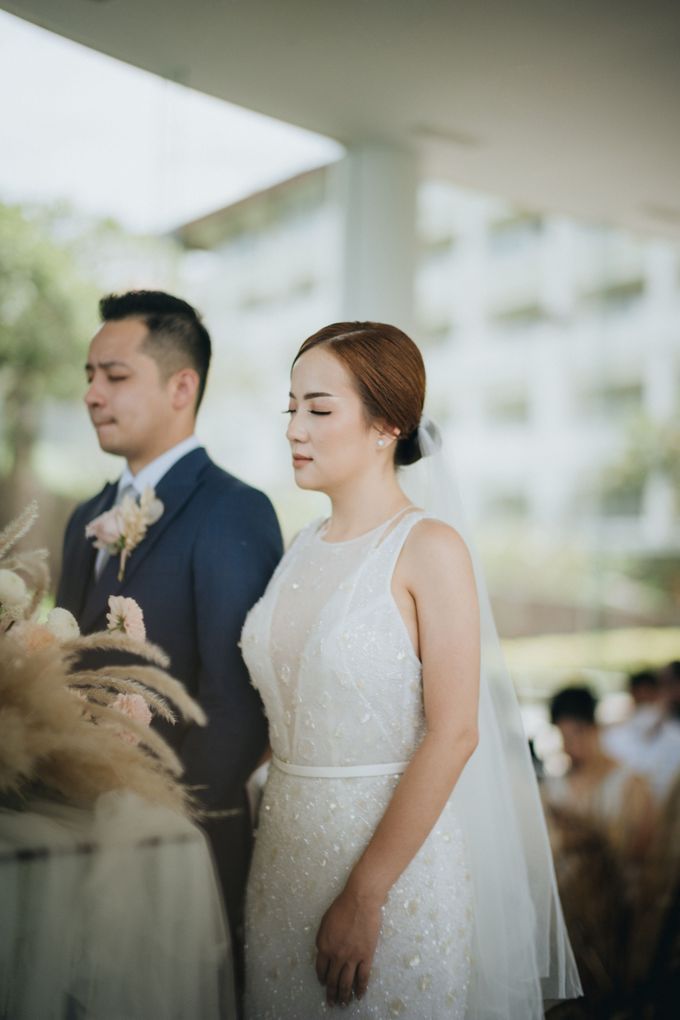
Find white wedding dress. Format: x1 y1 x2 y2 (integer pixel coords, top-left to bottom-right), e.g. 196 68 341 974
241 510 475 1019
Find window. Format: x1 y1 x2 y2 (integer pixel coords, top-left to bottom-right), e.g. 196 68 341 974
491 302 547 333
582 381 643 420
599 481 644 517
239 289 270 310
484 490 529 520
419 318 453 346
421 233 456 259
488 214 543 256
486 390 530 425
288 275 316 299
582 279 645 316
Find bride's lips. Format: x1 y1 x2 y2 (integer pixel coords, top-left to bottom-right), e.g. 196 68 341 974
292 454 313 468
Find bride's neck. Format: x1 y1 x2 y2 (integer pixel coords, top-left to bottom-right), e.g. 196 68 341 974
325 473 411 542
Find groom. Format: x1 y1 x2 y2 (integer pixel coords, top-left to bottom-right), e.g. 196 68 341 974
57 290 282 956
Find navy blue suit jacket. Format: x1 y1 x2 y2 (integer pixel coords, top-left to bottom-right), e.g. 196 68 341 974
56 447 282 812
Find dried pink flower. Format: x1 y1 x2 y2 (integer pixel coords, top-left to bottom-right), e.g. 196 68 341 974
110 692 153 745
85 487 164 580
10 620 58 652
106 596 146 642
85 508 124 549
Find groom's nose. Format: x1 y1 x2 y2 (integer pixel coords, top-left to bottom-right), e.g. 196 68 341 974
84 375 105 409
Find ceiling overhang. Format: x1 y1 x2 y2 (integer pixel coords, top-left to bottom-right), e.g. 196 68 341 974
4 0 680 238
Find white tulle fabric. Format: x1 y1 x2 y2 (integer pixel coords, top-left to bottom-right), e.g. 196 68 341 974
0 792 235 1020
399 418 582 1017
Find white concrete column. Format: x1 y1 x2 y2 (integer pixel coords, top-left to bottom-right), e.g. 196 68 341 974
334 144 417 332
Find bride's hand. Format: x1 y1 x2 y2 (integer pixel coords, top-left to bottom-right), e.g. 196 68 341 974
314 886 382 1007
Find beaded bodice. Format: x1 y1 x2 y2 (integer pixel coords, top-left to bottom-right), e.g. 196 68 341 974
241 511 426 767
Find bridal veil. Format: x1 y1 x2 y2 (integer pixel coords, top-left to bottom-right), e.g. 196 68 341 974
401 418 582 1019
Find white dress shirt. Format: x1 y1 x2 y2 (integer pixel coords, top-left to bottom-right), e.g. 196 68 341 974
116 434 202 500
94 435 202 577
603 705 680 801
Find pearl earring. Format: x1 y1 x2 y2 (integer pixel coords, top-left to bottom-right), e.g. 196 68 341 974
377 438 386 448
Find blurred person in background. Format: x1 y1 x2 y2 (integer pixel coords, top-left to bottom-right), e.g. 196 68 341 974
629 668 661 707
543 801 628 1018
545 685 656 891
660 660 680 721
543 685 658 1017
604 664 680 802
626 767 680 1018
625 663 680 1016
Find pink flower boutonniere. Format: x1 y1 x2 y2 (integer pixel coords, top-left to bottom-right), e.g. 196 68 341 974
106 594 146 643
85 487 164 581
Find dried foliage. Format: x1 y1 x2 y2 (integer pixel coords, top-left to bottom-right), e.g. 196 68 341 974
0 501 39 559
0 505 204 818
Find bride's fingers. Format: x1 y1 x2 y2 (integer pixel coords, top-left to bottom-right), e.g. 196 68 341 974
325 959 344 1006
354 959 371 1000
315 950 330 986
337 961 356 1006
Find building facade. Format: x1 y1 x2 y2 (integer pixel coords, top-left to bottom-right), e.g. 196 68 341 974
176 167 680 575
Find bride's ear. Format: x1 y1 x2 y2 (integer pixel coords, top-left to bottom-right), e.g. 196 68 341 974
373 423 401 449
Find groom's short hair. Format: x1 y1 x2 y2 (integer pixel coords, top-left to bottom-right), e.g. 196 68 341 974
99 290 212 410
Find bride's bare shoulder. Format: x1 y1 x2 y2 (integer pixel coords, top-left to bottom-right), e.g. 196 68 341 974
399 516 474 582
409 516 469 553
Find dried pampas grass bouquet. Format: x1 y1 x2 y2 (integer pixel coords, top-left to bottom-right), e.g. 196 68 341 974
0 503 205 818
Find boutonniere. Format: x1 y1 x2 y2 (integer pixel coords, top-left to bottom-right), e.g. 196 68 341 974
85 487 164 581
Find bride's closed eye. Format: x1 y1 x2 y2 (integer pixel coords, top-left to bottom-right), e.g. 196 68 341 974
282 409 332 416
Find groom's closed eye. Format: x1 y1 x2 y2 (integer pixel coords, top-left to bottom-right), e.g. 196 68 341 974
85 372 129 383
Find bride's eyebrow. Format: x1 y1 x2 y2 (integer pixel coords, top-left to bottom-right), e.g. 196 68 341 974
288 391 338 400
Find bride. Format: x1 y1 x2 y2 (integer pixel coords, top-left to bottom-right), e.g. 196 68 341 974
241 322 580 1018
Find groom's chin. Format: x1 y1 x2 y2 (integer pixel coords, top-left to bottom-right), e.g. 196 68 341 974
93 429 123 457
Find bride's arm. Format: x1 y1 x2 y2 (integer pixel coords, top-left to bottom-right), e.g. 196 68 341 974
314 519 480 1007
254 744 272 768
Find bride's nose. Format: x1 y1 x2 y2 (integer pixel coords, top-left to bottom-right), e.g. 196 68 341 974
286 411 308 444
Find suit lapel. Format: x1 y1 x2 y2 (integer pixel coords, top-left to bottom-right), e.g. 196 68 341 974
69 482 117 620
79 448 210 633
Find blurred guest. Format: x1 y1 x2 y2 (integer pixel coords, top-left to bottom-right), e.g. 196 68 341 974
630 668 661 707
544 801 628 1018
604 664 680 801
545 686 655 890
626 769 680 1016
544 688 656 1017
660 660 680 720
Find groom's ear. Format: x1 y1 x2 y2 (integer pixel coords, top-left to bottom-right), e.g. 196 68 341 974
169 367 200 413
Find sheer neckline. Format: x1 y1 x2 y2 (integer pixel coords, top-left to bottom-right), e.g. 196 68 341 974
315 505 420 547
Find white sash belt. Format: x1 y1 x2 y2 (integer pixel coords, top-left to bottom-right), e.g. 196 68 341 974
272 755 409 779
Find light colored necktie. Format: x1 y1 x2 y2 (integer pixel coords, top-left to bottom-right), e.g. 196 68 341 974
94 483 136 579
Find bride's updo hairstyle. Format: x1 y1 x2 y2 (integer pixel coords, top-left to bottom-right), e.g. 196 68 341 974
293 321 426 466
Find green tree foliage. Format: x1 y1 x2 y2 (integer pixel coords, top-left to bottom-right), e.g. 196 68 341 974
602 415 680 612
0 203 98 507
602 415 680 498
